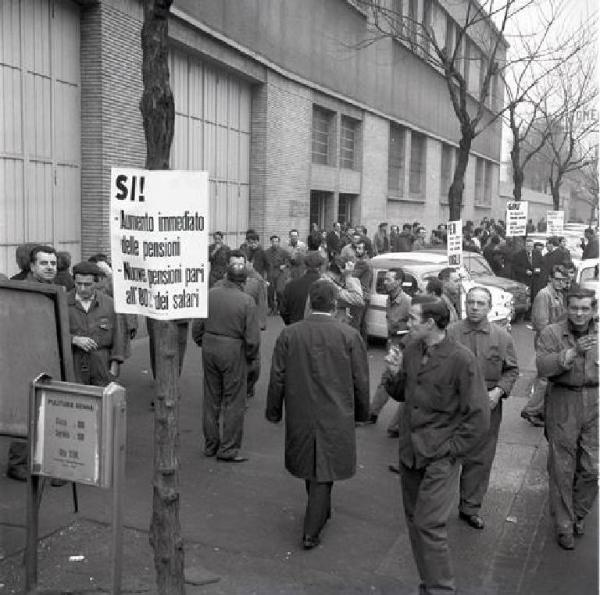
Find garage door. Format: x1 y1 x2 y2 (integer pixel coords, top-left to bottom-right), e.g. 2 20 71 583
0 0 81 276
170 47 251 249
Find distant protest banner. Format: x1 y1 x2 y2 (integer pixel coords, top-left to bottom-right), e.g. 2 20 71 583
505 201 528 236
447 220 462 267
546 210 564 235
110 169 209 319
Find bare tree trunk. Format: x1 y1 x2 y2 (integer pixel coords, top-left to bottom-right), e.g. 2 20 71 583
448 131 473 220
509 118 523 202
139 1 186 593
549 175 562 211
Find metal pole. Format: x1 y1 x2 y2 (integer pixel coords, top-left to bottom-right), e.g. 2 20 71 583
110 399 126 594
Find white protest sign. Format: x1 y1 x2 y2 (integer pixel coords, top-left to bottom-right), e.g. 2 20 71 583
447 220 462 267
546 210 564 235
110 169 209 319
505 201 528 236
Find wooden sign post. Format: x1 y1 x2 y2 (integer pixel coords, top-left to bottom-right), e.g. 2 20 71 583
25 375 127 594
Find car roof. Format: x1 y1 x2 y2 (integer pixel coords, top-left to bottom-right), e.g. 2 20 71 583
371 250 448 268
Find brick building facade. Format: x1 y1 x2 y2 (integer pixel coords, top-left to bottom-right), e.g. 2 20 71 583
0 0 505 274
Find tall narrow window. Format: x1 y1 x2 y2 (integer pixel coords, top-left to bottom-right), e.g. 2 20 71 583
391 0 403 35
484 161 493 205
340 116 359 170
388 123 406 195
408 0 418 47
440 143 454 200
422 0 432 55
444 15 454 56
312 106 334 165
475 157 485 204
409 132 426 195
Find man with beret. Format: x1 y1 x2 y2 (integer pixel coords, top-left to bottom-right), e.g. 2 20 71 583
266 279 370 549
68 261 125 386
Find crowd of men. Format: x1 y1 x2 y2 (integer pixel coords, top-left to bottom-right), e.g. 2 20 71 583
2 217 598 594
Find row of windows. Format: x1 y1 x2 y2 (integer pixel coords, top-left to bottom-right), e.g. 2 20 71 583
313 105 494 204
355 0 499 111
312 106 360 169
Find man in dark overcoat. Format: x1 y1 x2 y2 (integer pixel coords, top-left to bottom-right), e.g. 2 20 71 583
512 237 547 310
266 280 370 549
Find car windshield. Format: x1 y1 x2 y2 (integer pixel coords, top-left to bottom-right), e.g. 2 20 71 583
463 254 493 277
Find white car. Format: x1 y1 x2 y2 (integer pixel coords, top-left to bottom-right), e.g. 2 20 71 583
365 251 514 339
574 258 600 300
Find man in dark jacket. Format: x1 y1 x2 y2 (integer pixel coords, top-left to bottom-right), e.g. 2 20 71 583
384 295 489 594
266 280 370 549
326 221 342 261
192 261 260 462
68 261 125 386
512 237 547 311
447 287 519 530
279 251 323 325
582 228 599 259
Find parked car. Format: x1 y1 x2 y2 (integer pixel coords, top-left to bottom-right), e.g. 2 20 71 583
574 258 600 300
461 251 530 320
365 252 514 339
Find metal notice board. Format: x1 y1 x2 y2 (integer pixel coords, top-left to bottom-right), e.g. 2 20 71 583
30 377 125 488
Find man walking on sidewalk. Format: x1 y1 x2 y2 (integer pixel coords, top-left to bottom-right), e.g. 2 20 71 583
384 295 489 594
447 287 519 530
266 280 370 549
192 259 260 462
521 265 568 427
536 286 598 551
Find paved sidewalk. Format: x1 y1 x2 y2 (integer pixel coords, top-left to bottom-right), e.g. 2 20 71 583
0 320 595 594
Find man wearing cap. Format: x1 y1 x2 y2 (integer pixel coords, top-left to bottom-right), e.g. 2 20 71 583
266 279 370 549
68 261 125 386
192 255 260 462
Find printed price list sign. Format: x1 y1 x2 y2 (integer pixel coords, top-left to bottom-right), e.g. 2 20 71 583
32 391 101 485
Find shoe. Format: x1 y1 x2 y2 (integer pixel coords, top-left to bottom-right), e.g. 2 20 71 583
388 464 400 474
365 414 378 425
7 467 27 482
387 429 400 438
459 512 485 530
521 411 544 427
50 478 67 487
216 456 248 463
302 535 320 550
203 450 217 458
574 519 585 536
557 533 575 550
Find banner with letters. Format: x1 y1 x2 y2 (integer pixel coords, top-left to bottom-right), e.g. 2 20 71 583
505 201 528 236
447 220 462 267
546 210 564 236
110 169 209 319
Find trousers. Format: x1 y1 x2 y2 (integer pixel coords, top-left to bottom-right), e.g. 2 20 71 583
304 480 333 538
459 400 502 515
545 386 598 535
521 376 547 419
201 334 248 459
401 457 459 594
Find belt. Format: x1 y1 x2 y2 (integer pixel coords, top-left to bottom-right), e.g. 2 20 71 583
553 383 599 391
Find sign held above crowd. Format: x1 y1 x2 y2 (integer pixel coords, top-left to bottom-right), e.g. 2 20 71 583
505 201 528 237
110 169 209 320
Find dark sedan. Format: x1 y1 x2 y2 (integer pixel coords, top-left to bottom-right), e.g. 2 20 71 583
462 251 530 320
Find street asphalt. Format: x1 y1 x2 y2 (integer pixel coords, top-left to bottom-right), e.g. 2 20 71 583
0 318 597 594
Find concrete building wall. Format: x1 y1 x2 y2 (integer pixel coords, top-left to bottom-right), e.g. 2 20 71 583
174 0 502 162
